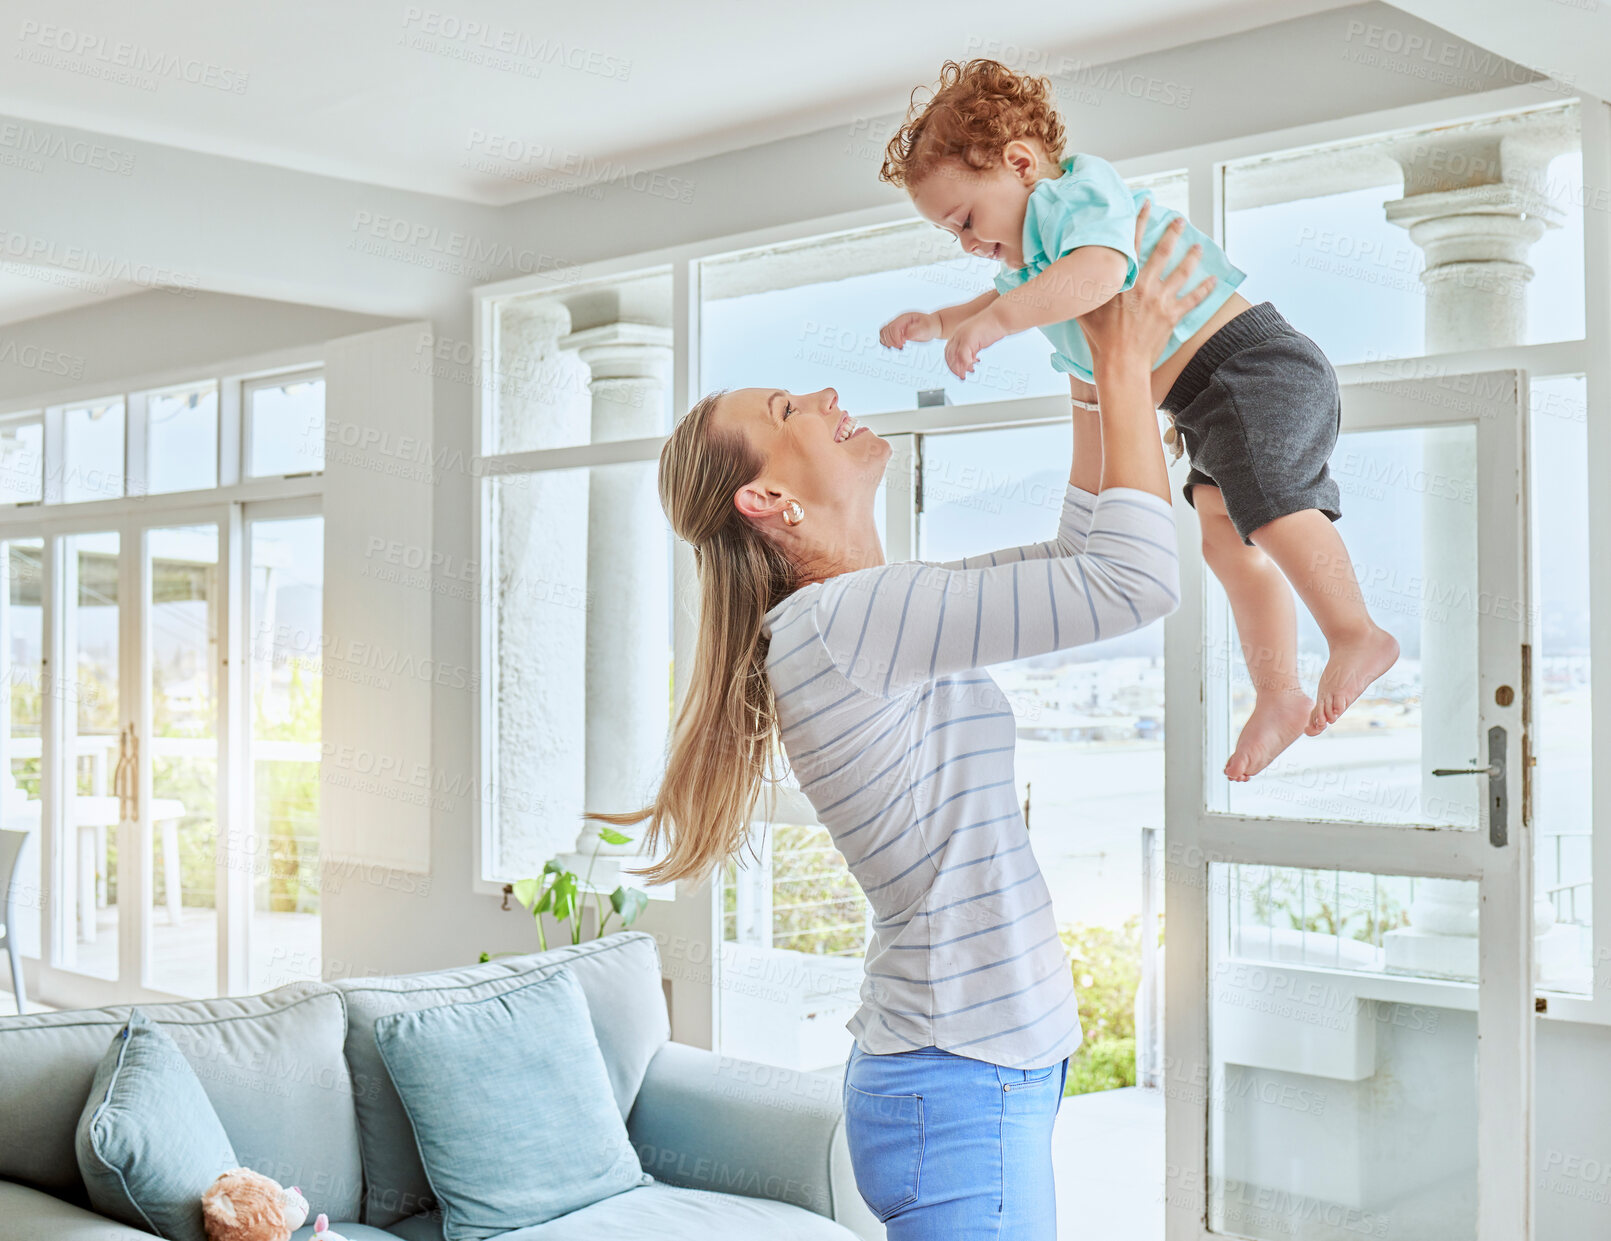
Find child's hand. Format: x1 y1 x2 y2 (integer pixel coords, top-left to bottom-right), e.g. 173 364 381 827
879 311 940 349
944 310 1005 379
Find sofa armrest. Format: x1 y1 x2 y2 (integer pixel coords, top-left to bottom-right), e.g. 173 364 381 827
627 1040 879 1237
0 1180 161 1240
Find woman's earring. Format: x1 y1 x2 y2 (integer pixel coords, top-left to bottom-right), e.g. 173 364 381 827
783 500 805 526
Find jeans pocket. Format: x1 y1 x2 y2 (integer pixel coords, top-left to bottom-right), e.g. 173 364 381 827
843 1084 924 1221
998 1062 1062 1098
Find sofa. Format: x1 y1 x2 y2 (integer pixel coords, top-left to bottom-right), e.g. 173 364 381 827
0 931 881 1240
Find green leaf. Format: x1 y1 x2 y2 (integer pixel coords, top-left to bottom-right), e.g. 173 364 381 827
535 889 553 914
551 873 578 921
542 858 565 876
611 886 649 927
477 951 491 963
597 827 634 847
511 878 542 911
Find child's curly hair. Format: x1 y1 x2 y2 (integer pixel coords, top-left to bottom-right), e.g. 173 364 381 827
880 59 1066 189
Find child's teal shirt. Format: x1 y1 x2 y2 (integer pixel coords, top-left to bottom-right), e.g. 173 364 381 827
992 153 1246 383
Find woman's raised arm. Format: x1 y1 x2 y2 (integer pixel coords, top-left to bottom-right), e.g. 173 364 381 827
1078 201 1216 504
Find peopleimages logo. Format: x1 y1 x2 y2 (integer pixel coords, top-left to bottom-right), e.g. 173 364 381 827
15 20 250 93
398 8 632 82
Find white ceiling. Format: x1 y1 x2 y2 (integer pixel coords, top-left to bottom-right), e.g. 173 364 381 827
0 0 1349 206
0 267 143 327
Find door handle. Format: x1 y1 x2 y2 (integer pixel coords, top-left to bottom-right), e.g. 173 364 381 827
1431 725 1507 847
112 725 139 823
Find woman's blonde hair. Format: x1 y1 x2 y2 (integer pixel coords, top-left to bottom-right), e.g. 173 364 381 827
584 392 800 885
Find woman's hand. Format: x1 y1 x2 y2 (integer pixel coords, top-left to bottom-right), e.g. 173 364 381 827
1077 200 1215 368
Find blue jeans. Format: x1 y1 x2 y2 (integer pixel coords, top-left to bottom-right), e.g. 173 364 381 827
842 1043 1069 1239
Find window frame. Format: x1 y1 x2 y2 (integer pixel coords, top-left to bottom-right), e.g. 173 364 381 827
470 80 1611 1039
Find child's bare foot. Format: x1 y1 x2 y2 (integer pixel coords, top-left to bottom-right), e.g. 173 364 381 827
1306 627 1400 736
1226 690 1312 781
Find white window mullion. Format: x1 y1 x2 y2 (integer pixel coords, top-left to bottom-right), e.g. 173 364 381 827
124 391 149 500
1579 96 1611 1017
219 379 243 489
40 407 64 507
217 502 250 995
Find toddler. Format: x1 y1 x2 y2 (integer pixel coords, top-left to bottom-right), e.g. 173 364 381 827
878 59 1398 780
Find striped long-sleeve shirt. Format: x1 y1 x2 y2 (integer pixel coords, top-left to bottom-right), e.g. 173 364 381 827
759 483 1179 1069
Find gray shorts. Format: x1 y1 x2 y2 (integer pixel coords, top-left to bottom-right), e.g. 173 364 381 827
1160 302 1342 545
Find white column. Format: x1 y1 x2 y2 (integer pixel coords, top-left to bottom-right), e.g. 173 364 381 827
561 324 674 873
1383 116 1571 353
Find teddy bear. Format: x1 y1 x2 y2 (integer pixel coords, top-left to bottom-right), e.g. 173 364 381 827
201 1167 309 1241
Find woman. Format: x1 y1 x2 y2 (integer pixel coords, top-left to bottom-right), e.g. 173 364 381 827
594 205 1213 1237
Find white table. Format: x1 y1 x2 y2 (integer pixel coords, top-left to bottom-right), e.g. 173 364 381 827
2 795 188 943
73 796 189 940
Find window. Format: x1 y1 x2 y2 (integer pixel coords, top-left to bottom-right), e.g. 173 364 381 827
475 97 1611 1103
4 359 325 1008
1531 374 1591 992
247 373 326 477
0 413 43 504
145 525 220 998
921 422 1164 1094
248 515 324 991
689 167 1186 1075
1222 102 1584 364
2 539 44 964
141 381 218 494
487 270 673 455
479 275 675 882
700 222 1065 413
1209 864 1482 1239
59 399 125 503
1210 423 1481 827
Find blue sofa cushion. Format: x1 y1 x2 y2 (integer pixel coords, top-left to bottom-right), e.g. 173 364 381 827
374 967 651 1241
75 1009 239 1241
334 932 668 1228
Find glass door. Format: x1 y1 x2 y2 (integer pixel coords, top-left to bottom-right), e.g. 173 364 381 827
54 531 124 985
25 510 234 1006
0 539 45 998
244 509 324 992
1165 371 1532 1241
141 522 222 998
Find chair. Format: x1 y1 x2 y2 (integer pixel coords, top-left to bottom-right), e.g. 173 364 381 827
0 828 29 1014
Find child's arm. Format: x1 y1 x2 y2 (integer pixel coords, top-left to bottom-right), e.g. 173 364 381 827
944 246 1130 378
879 289 1000 349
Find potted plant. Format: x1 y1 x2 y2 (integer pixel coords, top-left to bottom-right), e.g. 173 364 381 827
481 828 650 960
